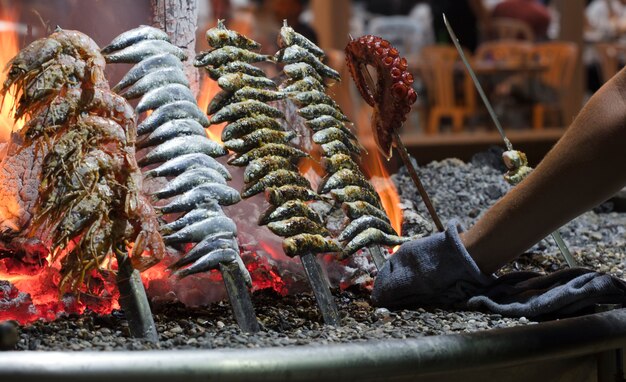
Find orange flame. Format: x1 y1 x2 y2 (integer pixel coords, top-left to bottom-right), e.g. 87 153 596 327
197 74 225 143
361 147 403 238
0 6 23 142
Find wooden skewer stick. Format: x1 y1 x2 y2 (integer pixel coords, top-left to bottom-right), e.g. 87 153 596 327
367 245 388 270
219 261 260 333
300 253 340 326
392 131 445 232
114 246 159 343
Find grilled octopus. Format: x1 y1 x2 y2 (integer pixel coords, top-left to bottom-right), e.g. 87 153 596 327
275 22 408 258
1 28 164 292
344 35 417 160
102 25 249 281
194 20 339 258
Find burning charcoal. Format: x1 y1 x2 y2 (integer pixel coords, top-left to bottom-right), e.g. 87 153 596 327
105 26 258 332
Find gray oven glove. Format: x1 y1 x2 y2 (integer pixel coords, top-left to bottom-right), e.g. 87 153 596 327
371 220 495 309
372 220 626 318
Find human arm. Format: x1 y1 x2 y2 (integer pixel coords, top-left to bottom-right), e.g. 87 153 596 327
463 65 626 274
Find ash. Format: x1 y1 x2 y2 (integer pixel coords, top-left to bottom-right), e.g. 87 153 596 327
13 156 626 351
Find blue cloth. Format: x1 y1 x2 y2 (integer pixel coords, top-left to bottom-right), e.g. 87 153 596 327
372 220 626 318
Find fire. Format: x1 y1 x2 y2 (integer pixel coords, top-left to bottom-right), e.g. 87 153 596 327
0 6 24 142
197 74 225 143
360 149 403 241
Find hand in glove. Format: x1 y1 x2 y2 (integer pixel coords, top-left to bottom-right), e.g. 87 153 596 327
372 220 494 310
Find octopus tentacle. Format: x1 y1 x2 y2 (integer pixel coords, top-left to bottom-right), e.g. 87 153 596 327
345 35 417 159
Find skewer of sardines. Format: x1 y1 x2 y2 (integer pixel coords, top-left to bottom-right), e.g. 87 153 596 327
1 28 164 341
275 21 408 269
102 25 259 333
195 20 341 326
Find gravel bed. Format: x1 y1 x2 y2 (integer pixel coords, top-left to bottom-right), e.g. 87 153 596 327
9 154 626 351
14 290 532 351
396 152 626 277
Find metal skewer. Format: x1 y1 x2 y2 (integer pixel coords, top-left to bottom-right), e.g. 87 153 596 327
443 14 577 267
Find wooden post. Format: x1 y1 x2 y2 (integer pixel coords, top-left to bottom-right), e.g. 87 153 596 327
151 0 200 96
311 0 351 51
555 0 585 126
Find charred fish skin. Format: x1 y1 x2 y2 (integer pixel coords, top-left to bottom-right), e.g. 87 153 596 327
241 169 310 198
275 45 340 81
298 104 349 122
313 128 362 153
283 62 324 83
204 61 266 80
217 73 278 93
330 186 382 209
342 201 391 224
318 168 376 195
205 20 261 50
279 22 325 57
144 152 231 180
337 215 396 243
283 234 341 258
267 216 329 237
193 46 272 68
207 89 235 115
243 155 294 183
342 228 409 258
291 90 338 107
280 76 326 93
322 153 360 174
258 200 322 226
265 185 322 206
228 143 309 167
221 116 284 142
224 129 296 153
210 99 284 125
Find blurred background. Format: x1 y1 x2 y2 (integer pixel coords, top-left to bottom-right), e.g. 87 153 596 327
0 0 618 165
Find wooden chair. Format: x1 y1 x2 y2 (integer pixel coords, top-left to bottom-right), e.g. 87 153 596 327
474 40 532 65
530 42 578 129
420 45 475 134
487 17 535 41
595 42 626 84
